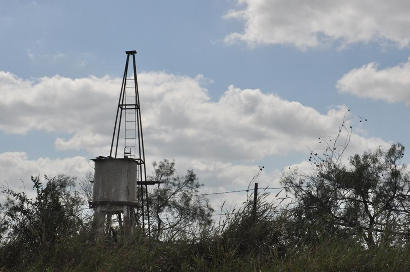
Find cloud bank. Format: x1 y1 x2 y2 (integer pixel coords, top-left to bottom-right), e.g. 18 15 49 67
0 70 388 207
0 152 90 194
0 71 381 161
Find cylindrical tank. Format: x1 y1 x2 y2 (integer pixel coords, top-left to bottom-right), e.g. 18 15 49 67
92 157 138 204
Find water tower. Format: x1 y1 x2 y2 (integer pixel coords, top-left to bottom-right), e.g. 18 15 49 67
90 50 150 239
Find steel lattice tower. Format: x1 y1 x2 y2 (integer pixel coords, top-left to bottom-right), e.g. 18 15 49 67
109 50 150 233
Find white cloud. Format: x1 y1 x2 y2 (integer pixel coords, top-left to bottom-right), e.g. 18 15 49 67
0 71 118 135
0 152 90 195
225 0 410 48
337 58 410 105
0 70 390 209
0 70 378 162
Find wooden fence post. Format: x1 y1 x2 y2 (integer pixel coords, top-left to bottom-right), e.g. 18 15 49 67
252 182 258 222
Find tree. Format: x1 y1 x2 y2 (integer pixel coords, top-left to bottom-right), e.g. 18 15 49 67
148 159 213 240
282 143 410 248
0 175 84 267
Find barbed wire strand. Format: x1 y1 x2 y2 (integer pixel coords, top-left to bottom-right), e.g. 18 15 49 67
200 186 287 196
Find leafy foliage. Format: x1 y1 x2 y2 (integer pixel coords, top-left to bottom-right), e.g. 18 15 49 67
148 159 214 240
0 175 85 268
282 143 410 247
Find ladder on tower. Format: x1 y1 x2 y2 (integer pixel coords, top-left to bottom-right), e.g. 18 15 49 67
124 77 137 158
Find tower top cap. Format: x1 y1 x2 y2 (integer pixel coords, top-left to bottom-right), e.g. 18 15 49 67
125 50 137 55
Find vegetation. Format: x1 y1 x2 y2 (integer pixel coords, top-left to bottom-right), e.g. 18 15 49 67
0 144 410 271
148 159 213 241
283 143 410 248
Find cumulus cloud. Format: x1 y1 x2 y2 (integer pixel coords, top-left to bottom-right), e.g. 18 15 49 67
0 70 376 162
337 58 410 105
0 71 118 136
0 152 90 195
0 70 389 208
225 0 410 48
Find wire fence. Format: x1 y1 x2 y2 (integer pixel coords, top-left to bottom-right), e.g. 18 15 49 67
200 186 286 196
200 183 410 218
198 183 293 218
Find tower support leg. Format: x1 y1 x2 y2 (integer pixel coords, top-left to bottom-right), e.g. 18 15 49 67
123 206 135 240
94 206 105 242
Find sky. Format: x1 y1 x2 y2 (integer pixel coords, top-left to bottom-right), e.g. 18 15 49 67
1 0 410 209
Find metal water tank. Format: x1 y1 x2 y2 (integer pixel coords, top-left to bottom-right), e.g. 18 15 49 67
92 157 138 204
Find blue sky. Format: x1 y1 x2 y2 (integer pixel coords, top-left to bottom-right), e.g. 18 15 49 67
1 0 410 204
